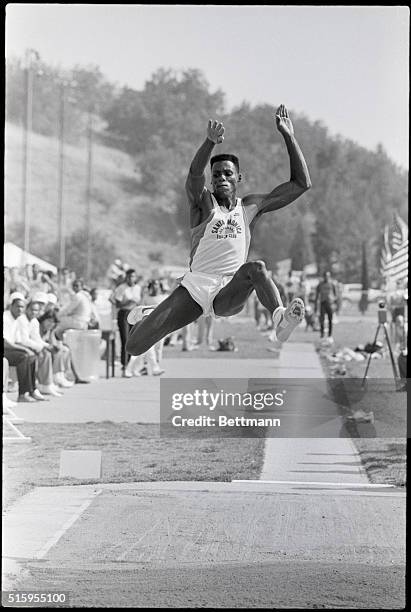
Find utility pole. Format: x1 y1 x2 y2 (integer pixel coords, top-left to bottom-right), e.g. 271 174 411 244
57 80 66 269
21 49 37 263
85 105 93 280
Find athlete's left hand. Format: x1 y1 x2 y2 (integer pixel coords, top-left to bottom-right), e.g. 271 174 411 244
275 104 294 137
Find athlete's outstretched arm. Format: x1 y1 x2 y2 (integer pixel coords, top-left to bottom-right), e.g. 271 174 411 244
185 120 225 204
244 105 311 217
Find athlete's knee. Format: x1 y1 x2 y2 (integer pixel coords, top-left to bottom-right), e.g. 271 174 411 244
240 260 268 281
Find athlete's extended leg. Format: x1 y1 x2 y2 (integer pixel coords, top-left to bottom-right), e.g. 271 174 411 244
126 286 203 356
213 260 304 343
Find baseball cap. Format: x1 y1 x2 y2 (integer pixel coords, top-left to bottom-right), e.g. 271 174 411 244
9 292 27 304
46 293 58 305
31 291 49 304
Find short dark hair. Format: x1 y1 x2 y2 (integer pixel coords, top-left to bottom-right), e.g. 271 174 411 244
210 154 240 173
126 268 136 276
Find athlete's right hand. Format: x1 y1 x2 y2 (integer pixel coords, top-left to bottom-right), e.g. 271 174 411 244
207 119 225 144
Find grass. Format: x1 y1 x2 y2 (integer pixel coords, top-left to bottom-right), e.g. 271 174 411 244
316 305 406 486
3 422 266 510
3 308 406 510
5 121 187 269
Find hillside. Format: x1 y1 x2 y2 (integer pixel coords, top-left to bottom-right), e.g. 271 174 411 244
5 122 189 276
6 60 409 284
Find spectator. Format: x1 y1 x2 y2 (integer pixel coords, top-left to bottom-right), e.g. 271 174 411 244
315 271 337 342
106 258 125 288
285 270 296 303
42 292 60 318
3 292 45 402
17 300 63 397
9 267 30 297
125 279 167 376
31 270 58 297
39 311 74 388
110 269 142 377
196 315 216 350
54 279 92 339
272 273 287 305
254 294 271 331
141 279 167 374
57 267 74 307
32 263 41 282
88 288 101 330
335 281 344 315
296 272 309 303
388 279 407 349
24 263 34 282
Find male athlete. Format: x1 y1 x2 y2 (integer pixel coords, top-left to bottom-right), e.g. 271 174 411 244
126 104 311 357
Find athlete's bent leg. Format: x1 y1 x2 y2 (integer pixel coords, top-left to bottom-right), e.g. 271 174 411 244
213 261 283 317
126 286 203 356
213 261 304 344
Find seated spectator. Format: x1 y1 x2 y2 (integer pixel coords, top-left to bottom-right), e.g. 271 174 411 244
29 270 58 298
39 311 74 388
3 292 45 402
43 292 60 317
17 299 63 397
54 279 92 339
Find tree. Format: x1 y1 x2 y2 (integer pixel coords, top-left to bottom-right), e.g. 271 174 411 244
289 217 315 270
359 241 369 314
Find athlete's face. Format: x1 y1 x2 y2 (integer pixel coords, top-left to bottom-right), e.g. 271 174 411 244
211 161 240 197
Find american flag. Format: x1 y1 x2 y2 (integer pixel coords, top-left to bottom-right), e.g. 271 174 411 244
380 213 408 284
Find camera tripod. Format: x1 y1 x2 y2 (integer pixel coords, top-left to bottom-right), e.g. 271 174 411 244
361 306 401 389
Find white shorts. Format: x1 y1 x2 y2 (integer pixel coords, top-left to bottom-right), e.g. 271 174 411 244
180 271 233 318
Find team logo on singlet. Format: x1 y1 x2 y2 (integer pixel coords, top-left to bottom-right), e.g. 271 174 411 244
211 217 242 240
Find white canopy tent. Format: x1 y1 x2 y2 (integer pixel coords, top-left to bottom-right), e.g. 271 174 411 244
4 242 57 274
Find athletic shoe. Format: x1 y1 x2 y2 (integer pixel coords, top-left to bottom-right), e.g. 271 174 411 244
18 392 36 403
30 389 49 401
152 368 165 376
271 298 305 343
122 368 133 378
127 305 156 325
54 373 74 388
38 384 63 397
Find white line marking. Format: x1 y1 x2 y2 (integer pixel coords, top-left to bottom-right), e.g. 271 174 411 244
36 490 102 559
233 480 396 487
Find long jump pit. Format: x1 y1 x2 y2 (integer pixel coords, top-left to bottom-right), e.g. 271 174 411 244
2 480 405 608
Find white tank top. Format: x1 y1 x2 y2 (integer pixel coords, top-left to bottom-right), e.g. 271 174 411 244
189 196 251 277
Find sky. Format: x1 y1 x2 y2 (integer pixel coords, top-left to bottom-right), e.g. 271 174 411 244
5 4 409 169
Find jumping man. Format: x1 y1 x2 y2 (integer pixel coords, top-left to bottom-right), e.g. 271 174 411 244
126 105 311 357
